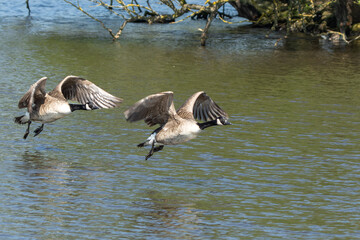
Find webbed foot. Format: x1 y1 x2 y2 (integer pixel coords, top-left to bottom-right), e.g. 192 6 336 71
145 142 155 160
33 124 44 137
153 145 164 153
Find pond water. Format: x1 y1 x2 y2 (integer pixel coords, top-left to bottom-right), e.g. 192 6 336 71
1 1 360 239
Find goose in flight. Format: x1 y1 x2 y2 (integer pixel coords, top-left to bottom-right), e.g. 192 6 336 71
124 91 231 160
15 75 122 139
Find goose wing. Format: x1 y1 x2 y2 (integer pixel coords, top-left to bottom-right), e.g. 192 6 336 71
51 75 122 108
18 77 47 112
124 91 176 127
177 91 228 121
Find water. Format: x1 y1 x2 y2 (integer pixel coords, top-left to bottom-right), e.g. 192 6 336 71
1 1 360 239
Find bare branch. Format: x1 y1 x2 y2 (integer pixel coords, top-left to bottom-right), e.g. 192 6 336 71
114 20 129 39
63 0 116 39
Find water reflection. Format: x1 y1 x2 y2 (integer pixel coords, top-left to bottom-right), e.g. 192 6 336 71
18 151 80 208
135 190 200 239
12 151 118 239
6 152 75 239
20 151 72 182
281 33 321 51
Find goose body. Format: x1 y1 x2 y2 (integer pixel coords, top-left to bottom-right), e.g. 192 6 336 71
124 91 231 160
15 75 122 139
156 119 201 145
27 93 72 123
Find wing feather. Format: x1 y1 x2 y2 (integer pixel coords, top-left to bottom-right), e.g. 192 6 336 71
177 91 228 121
95 93 114 108
51 75 122 108
207 104 216 120
199 104 206 121
203 103 210 121
124 91 176 127
18 77 47 112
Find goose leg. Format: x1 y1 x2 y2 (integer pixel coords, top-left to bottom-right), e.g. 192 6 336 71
34 124 44 137
23 121 32 139
145 142 155 160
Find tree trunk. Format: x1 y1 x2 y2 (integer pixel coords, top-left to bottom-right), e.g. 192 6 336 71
335 0 353 34
229 0 360 43
229 0 260 21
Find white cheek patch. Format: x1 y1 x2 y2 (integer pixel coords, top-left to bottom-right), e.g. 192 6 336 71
216 118 223 125
85 104 91 110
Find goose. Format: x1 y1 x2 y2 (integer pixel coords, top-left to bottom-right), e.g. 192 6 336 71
124 91 231 160
14 75 122 139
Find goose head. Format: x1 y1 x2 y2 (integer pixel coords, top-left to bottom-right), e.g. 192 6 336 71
85 102 99 111
216 116 232 126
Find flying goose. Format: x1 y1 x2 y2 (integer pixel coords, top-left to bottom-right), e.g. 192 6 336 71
124 91 231 160
15 75 122 139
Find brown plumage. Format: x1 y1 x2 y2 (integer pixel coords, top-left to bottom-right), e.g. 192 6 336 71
124 91 177 127
15 75 122 139
124 91 231 160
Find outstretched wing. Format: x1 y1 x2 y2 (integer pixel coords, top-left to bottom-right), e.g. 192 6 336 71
51 75 122 109
177 91 228 121
18 77 47 112
124 91 176 127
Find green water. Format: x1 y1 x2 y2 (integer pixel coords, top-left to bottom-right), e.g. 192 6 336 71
1 1 360 239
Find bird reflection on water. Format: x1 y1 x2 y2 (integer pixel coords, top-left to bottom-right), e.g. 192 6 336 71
12 151 78 232
133 190 201 238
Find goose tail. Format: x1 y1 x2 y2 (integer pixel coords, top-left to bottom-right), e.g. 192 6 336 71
137 131 157 148
14 114 30 125
137 142 146 148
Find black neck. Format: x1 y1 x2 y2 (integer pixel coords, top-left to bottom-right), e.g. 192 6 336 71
197 119 217 130
69 104 87 112
152 126 163 134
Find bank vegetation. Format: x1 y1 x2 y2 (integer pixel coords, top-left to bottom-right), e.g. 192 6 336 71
25 0 360 46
